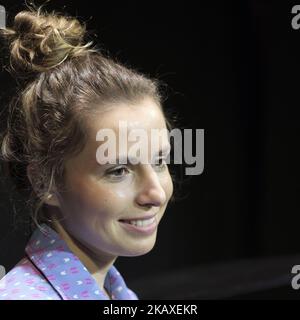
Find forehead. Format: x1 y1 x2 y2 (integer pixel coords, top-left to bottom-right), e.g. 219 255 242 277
88 98 167 134
75 99 169 165
65 99 170 173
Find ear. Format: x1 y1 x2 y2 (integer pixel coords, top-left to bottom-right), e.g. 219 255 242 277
26 163 61 208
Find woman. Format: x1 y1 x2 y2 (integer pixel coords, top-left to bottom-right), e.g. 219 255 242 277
0 5 174 300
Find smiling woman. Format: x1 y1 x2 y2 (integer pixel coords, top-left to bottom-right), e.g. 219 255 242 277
0 3 174 300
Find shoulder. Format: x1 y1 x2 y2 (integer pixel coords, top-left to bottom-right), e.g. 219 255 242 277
127 288 139 300
0 257 60 300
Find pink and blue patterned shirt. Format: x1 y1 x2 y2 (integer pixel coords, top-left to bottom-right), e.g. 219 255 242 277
0 223 139 300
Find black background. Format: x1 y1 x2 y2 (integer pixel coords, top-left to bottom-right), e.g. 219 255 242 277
1 0 300 299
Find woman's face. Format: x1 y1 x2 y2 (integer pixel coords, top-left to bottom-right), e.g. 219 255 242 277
55 97 173 259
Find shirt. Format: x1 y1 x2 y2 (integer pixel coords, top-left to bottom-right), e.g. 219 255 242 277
0 223 139 300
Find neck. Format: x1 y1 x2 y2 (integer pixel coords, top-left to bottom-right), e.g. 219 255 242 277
50 218 117 296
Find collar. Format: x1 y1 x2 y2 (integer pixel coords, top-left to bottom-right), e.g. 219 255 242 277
25 223 135 300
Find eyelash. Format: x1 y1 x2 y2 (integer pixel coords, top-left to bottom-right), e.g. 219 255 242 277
106 158 168 179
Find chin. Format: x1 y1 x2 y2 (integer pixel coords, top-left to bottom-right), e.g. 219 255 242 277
120 240 157 257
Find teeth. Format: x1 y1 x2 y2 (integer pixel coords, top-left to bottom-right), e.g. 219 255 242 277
127 217 155 227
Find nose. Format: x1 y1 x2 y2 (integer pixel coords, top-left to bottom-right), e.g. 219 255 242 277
135 166 167 208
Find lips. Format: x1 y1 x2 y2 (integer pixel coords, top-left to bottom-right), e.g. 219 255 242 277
118 215 158 235
119 213 157 222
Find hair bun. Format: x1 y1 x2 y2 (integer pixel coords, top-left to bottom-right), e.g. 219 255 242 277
1 7 94 74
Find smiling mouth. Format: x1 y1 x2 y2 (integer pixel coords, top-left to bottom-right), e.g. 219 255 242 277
118 212 158 225
119 216 156 227
118 216 158 235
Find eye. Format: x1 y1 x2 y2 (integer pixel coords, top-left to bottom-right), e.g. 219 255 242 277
106 166 130 178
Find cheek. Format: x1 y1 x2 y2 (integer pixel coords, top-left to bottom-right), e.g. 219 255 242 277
62 175 132 218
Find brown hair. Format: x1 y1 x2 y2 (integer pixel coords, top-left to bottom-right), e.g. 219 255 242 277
0 5 176 229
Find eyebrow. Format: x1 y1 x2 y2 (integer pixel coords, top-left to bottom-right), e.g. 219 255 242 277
101 145 171 166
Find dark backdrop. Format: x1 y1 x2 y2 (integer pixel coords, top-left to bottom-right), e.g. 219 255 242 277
1 0 300 299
